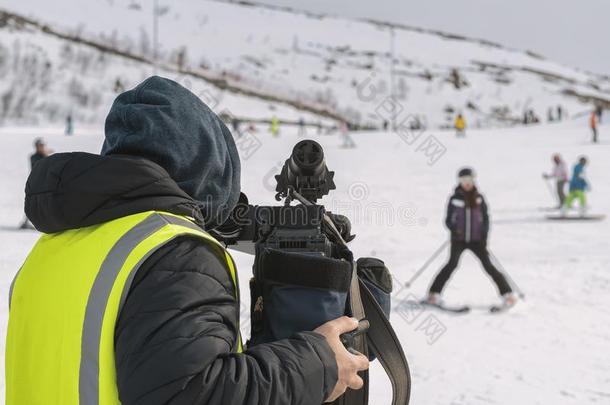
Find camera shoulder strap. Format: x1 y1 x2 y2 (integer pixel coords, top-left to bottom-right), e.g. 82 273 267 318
359 279 411 405
336 264 369 405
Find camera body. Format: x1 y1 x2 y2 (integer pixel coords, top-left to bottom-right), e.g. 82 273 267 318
212 139 349 256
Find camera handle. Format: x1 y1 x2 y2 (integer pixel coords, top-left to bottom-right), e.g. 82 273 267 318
285 186 349 247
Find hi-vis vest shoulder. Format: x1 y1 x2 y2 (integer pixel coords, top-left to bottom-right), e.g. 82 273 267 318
6 211 240 405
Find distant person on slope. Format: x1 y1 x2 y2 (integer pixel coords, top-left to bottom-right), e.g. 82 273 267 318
543 153 568 208
270 115 279 137
454 113 466 137
19 138 52 229
231 117 242 137
340 121 356 148
426 168 516 308
562 156 590 217
65 114 74 136
589 111 598 143
556 105 563 121
547 107 554 123
298 117 306 137
590 111 598 143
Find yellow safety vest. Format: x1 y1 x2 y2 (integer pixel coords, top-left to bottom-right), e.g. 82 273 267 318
6 211 240 405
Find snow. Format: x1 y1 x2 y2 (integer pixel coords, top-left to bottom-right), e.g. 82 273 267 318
1 117 609 404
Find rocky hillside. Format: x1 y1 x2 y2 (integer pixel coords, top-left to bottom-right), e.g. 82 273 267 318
1 0 609 128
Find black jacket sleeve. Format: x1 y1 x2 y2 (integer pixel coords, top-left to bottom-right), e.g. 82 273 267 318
445 197 455 232
115 236 338 405
481 196 490 240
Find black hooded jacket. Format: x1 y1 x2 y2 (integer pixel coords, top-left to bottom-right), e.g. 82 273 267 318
25 152 337 405
24 76 338 405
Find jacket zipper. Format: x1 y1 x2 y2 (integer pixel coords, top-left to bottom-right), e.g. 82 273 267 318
465 207 471 242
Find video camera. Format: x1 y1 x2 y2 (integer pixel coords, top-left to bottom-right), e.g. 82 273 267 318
211 139 354 256
211 139 410 405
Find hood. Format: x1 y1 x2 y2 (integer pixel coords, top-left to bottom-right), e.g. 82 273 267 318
101 76 240 228
25 152 206 233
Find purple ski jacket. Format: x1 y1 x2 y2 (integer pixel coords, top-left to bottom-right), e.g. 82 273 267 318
445 186 490 242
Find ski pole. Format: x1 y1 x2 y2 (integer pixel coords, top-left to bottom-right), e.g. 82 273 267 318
405 240 449 288
542 177 558 205
488 249 525 299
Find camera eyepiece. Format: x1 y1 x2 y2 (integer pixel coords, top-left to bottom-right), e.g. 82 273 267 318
275 140 336 202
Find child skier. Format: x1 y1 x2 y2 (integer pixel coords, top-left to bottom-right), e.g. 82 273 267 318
426 168 516 308
543 153 568 207
562 156 589 216
455 114 466 137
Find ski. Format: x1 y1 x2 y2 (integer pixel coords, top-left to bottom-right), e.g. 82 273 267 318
546 214 605 221
489 305 511 314
419 300 471 314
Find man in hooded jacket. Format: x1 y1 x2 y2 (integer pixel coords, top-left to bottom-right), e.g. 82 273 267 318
6 76 367 405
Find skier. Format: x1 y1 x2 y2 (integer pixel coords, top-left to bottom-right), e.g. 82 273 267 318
562 156 589 216
30 137 51 167
65 114 74 136
298 117 306 137
340 121 356 148
543 153 568 207
426 168 516 308
590 110 598 143
231 117 242 137
454 113 466 137
270 116 279 137
547 107 554 123
19 138 52 229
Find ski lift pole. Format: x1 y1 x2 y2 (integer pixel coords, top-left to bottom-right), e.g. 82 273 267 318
405 240 449 288
488 249 525 299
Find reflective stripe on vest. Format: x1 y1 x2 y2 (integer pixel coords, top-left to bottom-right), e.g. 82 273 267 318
6 211 240 405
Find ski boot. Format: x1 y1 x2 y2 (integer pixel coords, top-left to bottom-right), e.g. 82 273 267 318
425 292 441 305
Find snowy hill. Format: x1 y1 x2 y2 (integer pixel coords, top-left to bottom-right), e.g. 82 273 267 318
1 0 610 128
1 119 610 404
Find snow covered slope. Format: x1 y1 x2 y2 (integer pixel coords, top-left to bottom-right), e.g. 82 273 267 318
1 0 609 128
1 118 609 403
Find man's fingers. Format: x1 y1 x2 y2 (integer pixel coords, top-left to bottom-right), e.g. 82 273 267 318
352 353 370 371
348 375 364 390
333 316 359 335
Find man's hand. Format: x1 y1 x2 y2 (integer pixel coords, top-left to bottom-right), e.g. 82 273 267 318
314 316 370 403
